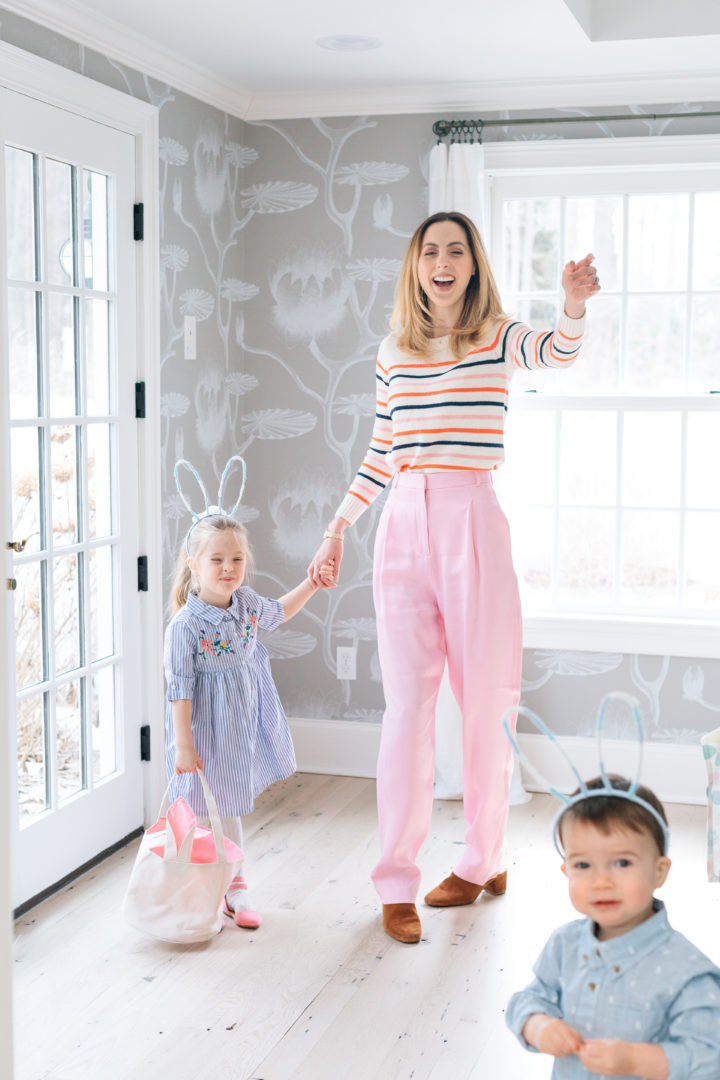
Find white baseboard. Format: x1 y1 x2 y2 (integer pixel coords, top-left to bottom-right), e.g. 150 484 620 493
289 718 381 779
516 732 707 807
288 719 708 806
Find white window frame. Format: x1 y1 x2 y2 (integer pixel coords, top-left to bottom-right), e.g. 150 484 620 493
484 134 720 659
0 41 165 818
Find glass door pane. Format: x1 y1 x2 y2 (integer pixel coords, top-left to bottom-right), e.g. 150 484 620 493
4 89 144 907
17 694 48 822
5 145 37 282
6 144 112 817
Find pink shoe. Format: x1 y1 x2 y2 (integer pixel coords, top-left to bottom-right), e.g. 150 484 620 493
223 876 262 929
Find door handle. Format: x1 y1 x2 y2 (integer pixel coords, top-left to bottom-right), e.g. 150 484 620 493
6 535 35 552
6 579 17 590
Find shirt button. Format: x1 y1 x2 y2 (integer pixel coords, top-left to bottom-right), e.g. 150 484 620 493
588 983 596 992
582 954 589 962
595 949 601 958
613 965 620 973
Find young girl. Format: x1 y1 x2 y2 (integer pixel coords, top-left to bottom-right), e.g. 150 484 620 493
165 512 332 929
308 211 600 944
506 774 720 1078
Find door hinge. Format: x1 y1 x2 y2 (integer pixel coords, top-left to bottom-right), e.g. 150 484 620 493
140 724 151 762
133 202 144 241
135 381 146 418
137 555 148 592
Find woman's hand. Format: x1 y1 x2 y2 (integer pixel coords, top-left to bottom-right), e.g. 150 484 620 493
174 746 203 774
308 539 342 587
562 253 600 317
308 518 349 588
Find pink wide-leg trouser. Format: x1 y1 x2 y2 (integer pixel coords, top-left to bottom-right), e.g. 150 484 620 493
371 471 522 903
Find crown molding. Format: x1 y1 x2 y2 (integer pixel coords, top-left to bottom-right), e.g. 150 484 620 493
0 39 157 129
2 0 719 122
0 0 255 117
248 71 720 121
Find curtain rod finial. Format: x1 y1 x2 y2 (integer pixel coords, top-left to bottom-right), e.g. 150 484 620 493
432 118 484 143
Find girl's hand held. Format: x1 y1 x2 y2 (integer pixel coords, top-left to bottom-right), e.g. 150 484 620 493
308 527 346 588
307 540 341 588
317 560 336 587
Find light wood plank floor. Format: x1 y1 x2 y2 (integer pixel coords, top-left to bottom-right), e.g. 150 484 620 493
13 776 719 1080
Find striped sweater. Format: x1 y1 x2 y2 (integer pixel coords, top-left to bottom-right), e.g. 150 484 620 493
335 313 584 526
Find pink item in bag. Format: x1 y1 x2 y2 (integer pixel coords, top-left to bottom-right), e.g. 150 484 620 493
147 797 243 864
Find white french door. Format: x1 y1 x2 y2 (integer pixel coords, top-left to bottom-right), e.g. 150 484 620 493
3 89 144 908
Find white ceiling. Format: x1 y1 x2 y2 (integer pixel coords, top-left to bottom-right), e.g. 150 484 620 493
3 0 720 119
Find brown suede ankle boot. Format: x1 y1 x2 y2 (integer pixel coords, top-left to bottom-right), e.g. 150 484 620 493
382 902 422 943
423 869 507 907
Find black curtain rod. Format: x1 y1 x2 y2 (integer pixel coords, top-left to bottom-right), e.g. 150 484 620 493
432 111 720 141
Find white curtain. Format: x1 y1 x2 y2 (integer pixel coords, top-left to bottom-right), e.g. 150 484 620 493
428 138 529 805
428 141 486 237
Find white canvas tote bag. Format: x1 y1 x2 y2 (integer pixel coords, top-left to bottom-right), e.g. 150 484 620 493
123 769 243 943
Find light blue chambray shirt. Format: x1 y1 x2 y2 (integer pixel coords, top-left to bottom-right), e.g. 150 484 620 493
506 901 720 1079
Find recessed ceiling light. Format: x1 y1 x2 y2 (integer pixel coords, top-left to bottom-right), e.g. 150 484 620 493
316 35 382 52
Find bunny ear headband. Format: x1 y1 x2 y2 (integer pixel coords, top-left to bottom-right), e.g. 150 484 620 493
502 691 669 856
174 456 247 554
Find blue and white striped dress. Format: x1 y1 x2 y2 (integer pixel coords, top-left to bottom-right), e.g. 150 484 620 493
164 587 297 816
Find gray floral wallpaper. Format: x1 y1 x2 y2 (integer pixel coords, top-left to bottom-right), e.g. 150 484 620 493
2 6 719 745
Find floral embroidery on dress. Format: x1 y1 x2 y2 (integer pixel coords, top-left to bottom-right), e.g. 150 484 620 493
241 609 258 648
198 629 235 658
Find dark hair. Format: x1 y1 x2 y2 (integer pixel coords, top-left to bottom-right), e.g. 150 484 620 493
557 773 668 856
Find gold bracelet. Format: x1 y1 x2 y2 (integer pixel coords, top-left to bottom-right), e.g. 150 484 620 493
323 530 344 541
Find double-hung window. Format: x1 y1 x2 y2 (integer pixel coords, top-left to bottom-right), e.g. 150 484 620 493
486 135 720 658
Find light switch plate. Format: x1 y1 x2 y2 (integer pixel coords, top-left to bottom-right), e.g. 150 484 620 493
336 646 357 680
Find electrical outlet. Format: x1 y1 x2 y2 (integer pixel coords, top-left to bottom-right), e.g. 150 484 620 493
184 315 197 360
336 646 357 680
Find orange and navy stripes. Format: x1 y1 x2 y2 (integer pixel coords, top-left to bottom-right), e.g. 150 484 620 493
335 313 584 525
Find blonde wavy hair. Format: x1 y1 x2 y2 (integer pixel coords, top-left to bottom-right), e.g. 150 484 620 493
392 211 507 359
169 515 252 617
